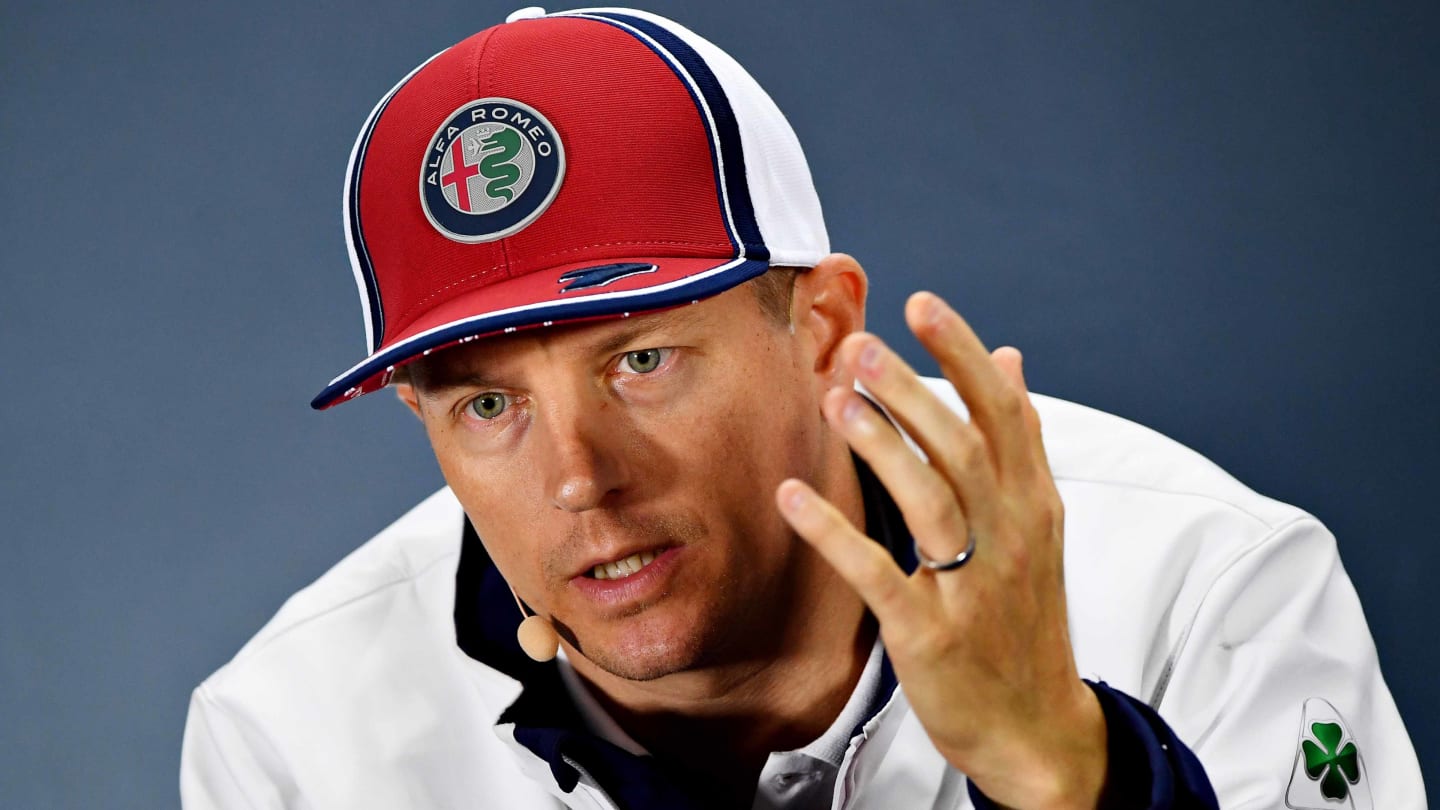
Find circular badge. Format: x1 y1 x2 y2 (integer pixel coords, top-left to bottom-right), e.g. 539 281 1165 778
420 98 564 243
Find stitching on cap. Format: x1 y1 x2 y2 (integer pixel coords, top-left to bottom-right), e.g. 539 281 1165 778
520 239 729 263
468 27 495 97
391 265 507 328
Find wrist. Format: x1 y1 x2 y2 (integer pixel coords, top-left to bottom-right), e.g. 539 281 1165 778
967 680 1108 810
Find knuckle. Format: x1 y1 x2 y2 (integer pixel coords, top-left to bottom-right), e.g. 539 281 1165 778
913 486 963 533
1019 501 1065 544
1032 490 1063 529
902 620 957 662
1047 496 1064 525
869 580 906 614
853 553 893 591
998 539 1032 580
948 430 989 478
995 387 1024 420
1023 402 1043 432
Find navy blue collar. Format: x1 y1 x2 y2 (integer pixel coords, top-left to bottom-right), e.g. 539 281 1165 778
453 456 915 809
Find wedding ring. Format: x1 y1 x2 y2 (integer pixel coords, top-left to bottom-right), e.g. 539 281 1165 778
914 532 977 571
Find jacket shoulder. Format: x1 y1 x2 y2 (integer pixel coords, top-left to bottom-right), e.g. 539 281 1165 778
1036 394 1303 529
920 378 1308 530
213 487 466 678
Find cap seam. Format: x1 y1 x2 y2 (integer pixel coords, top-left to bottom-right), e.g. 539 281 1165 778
467 26 496 104
472 27 517 283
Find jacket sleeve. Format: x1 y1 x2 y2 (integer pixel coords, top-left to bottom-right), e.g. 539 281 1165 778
1139 516 1423 809
971 515 1423 810
966 680 1218 810
180 685 291 810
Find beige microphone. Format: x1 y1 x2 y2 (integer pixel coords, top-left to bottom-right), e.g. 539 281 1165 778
510 587 559 662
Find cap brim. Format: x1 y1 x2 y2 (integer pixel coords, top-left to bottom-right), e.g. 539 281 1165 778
311 255 769 409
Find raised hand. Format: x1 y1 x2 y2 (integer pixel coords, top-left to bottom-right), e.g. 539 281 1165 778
776 290 1108 810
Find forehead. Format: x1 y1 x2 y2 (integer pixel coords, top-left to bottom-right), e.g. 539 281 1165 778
406 283 758 388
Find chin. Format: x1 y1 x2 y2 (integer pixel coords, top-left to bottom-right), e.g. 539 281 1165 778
569 607 722 682
583 644 697 682
579 635 706 682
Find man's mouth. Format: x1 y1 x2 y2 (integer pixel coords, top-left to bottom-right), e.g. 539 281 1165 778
570 545 684 608
589 549 661 580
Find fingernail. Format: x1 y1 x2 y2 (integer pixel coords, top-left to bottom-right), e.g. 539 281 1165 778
858 343 881 375
841 396 864 423
924 295 945 326
784 484 808 511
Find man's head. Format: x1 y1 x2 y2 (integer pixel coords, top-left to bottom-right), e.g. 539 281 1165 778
397 257 866 680
315 9 865 680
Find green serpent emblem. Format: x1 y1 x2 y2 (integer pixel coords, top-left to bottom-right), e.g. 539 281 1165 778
478 128 523 202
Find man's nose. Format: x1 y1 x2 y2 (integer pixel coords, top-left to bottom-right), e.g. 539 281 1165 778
537 395 627 513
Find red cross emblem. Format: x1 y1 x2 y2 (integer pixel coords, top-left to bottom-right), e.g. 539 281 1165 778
440 138 481 212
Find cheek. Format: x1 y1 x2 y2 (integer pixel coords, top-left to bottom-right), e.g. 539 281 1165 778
424 427 549 586
668 362 821 514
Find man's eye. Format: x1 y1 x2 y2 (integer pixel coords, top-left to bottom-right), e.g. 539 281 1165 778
619 348 668 374
467 392 508 420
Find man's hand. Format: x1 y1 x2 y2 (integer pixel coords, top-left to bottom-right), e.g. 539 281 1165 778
775 290 1108 810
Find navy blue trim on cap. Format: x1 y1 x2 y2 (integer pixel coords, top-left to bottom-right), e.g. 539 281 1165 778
575 12 768 262
310 257 768 409
347 63 425 352
558 263 658 292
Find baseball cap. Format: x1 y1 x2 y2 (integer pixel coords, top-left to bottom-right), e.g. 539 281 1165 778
312 6 829 409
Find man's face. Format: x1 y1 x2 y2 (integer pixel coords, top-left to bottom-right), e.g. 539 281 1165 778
401 274 860 681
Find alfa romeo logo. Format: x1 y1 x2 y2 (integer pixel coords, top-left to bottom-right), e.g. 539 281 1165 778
420 98 564 243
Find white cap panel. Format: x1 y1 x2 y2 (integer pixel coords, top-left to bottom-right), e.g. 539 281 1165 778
561 7 830 268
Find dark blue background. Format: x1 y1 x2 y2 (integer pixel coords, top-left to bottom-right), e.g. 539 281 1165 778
2 1 1434 805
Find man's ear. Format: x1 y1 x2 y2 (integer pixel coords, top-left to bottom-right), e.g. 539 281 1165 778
394 383 423 420
792 253 868 387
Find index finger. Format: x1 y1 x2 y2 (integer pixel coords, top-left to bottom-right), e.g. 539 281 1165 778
775 479 916 626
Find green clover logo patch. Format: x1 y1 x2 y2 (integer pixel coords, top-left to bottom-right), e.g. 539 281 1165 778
1286 699 1371 809
1301 722 1361 801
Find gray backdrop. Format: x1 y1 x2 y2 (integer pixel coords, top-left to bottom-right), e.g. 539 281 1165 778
3 1 1435 805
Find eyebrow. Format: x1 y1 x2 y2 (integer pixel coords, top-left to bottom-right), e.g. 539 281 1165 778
415 305 700 396
590 304 694 356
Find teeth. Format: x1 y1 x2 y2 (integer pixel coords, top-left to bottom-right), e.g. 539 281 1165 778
593 550 660 580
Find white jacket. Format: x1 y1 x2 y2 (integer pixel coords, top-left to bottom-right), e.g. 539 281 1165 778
181 386 1424 809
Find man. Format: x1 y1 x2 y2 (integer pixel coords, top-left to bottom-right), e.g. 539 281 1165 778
181 8 1423 809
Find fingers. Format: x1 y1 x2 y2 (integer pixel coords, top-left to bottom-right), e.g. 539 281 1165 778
903 292 1036 480
835 337 1000 518
821 386 990 561
776 479 915 624
830 297 1052 571
988 345 1051 477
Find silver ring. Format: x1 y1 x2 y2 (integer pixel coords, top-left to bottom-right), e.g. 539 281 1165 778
914 532 977 571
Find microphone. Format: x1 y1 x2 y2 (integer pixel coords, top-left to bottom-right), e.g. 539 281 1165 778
510 587 559 662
